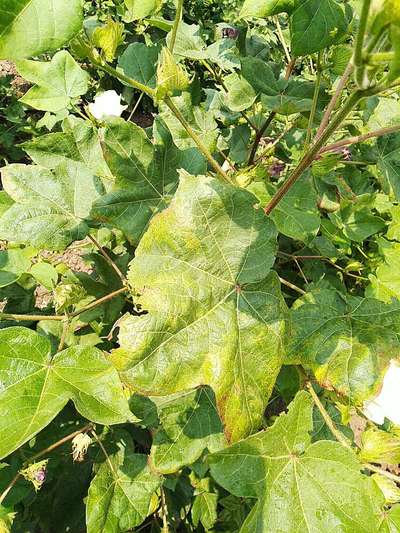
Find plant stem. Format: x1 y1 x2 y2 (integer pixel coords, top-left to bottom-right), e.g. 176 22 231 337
169 0 184 54
57 318 69 352
279 276 306 295
0 312 63 321
92 61 155 98
164 96 231 182
0 288 128 323
264 90 366 215
88 234 127 283
354 0 372 88
315 62 353 140
275 16 291 64
248 59 295 165
307 383 400 485
305 51 322 150
160 486 170 533
0 424 92 505
307 382 352 449
69 287 128 318
320 124 400 155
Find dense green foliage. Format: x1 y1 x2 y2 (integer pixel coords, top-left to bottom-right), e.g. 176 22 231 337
1 0 400 531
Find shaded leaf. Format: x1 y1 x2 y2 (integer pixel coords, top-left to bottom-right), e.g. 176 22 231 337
118 43 160 89
150 388 226 474
290 0 349 57
91 118 206 244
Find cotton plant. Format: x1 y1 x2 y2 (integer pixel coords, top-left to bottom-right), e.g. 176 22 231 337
1 0 400 531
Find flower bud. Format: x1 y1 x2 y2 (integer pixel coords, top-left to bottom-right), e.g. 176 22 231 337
156 48 189 100
72 433 92 462
372 473 400 504
21 460 48 491
359 427 400 465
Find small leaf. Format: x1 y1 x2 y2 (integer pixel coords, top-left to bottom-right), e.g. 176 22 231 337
0 327 133 460
240 0 295 18
191 492 218 531
86 430 161 533
0 249 31 288
16 51 89 113
0 0 83 59
124 0 163 22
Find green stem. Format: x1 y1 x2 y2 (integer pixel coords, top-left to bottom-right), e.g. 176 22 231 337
305 51 322 150
248 59 295 165
0 287 128 323
88 234 126 283
164 96 231 182
169 0 184 54
308 383 400 485
307 383 352 449
92 60 155 98
354 0 372 88
279 276 306 295
264 90 365 215
368 51 395 65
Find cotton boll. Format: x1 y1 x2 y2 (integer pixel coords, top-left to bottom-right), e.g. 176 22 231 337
88 90 127 120
364 361 400 425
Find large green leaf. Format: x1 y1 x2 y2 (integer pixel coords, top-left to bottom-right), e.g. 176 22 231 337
118 43 160 89
210 391 381 533
290 0 349 57
86 430 161 533
16 51 89 113
287 289 400 403
0 0 83 59
0 327 133 460
377 133 400 201
150 388 226 474
112 173 287 442
0 161 104 250
21 117 112 179
91 118 206 244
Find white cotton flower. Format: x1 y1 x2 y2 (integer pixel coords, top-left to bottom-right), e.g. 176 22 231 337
88 90 127 120
364 360 400 425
